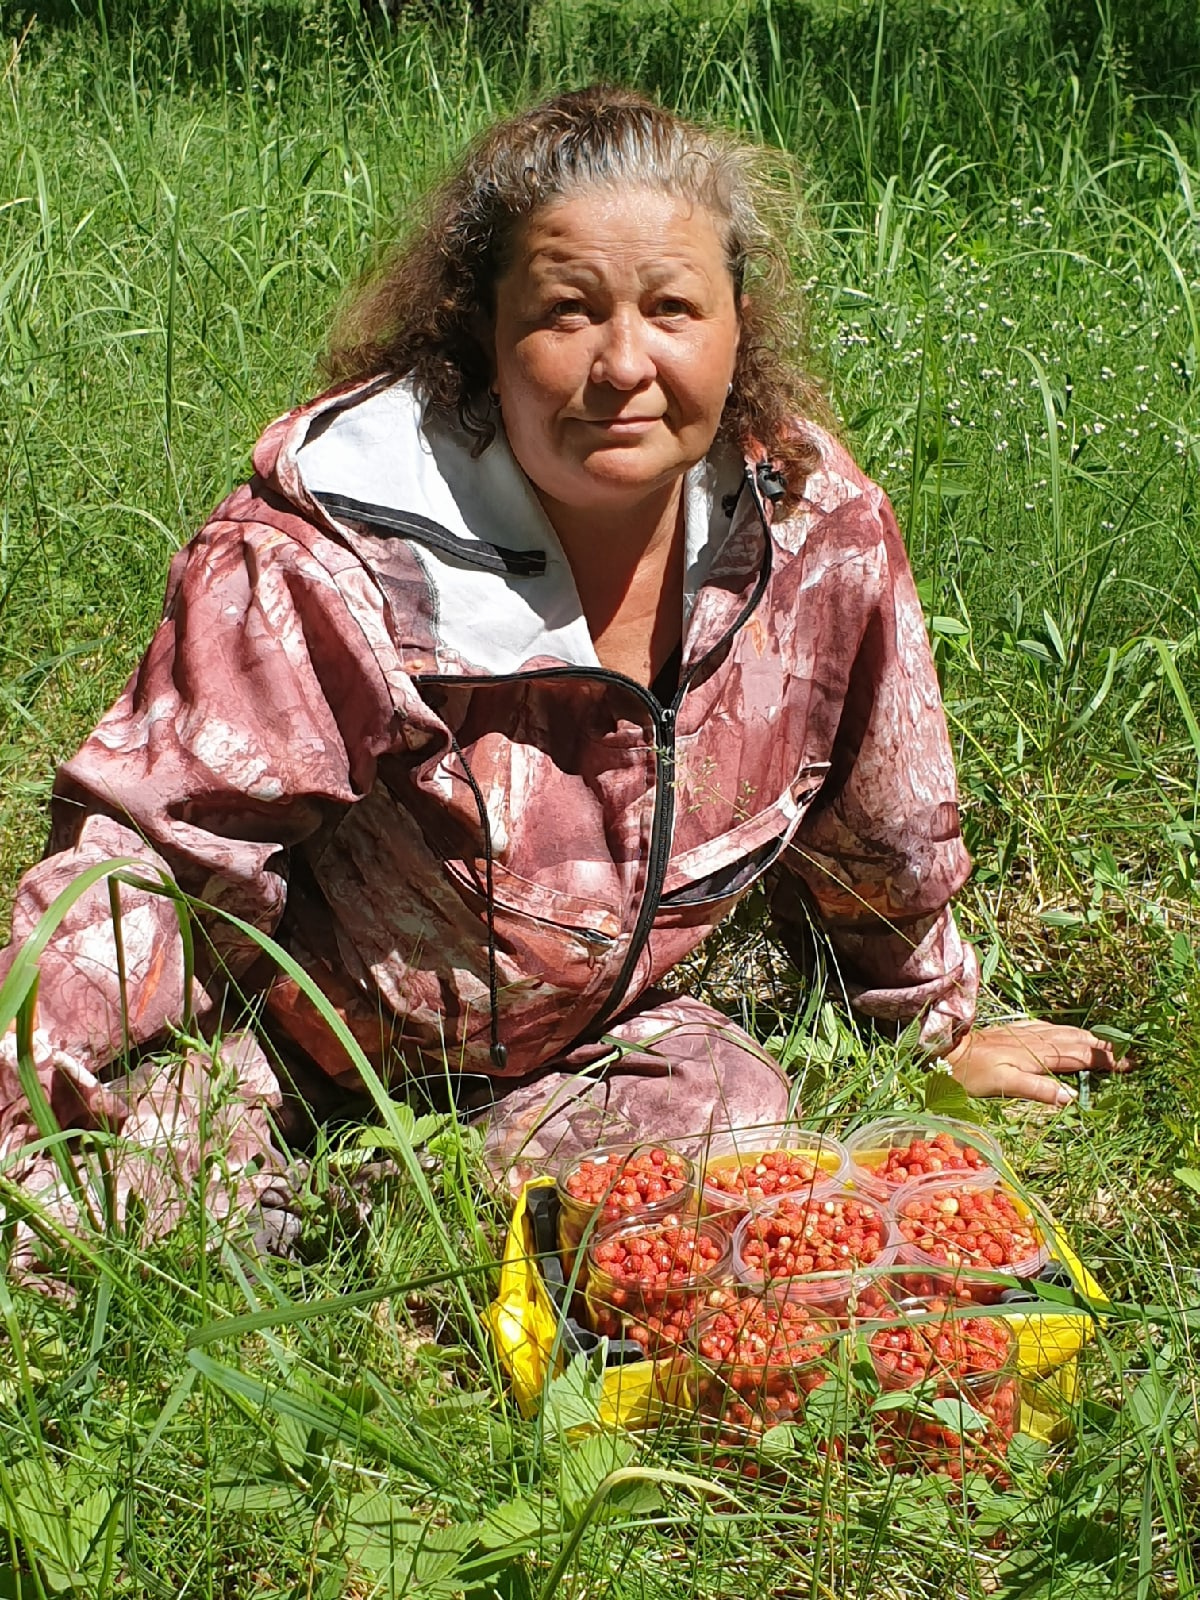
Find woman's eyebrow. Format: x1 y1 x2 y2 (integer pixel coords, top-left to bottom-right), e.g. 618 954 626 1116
524 252 710 287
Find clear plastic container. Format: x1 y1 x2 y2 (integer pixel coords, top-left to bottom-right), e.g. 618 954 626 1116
731 1187 898 1319
583 1215 732 1359
868 1299 1019 1482
690 1292 839 1443
700 1124 850 1230
555 1142 694 1275
890 1172 1050 1305
846 1117 1003 1201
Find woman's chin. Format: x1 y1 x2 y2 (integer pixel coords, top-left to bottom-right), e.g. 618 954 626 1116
557 451 698 505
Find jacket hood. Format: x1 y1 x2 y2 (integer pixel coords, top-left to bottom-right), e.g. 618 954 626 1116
251 377 756 678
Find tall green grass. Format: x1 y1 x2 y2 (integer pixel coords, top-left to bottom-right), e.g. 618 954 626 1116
0 1 1198 1595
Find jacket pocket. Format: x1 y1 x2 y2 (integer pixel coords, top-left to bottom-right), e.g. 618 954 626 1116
659 761 830 909
440 855 623 943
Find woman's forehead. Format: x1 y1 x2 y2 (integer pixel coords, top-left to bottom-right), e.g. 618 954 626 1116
504 187 730 277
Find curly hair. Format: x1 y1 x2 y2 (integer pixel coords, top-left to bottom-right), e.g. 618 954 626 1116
323 85 829 498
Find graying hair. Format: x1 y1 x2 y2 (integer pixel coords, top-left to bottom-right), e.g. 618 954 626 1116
467 93 768 295
325 85 826 489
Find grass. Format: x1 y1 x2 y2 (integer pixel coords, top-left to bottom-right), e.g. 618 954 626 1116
0 0 1199 1594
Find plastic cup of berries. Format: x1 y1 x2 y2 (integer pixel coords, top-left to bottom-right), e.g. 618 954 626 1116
690 1291 838 1447
890 1172 1050 1305
730 1187 898 1320
700 1124 850 1231
555 1142 694 1277
868 1297 1019 1484
582 1215 732 1360
845 1117 1003 1202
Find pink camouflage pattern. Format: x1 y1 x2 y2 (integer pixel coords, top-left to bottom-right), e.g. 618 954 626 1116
0 379 977 1243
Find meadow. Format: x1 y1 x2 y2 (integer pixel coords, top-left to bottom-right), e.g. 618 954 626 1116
0 0 1199 1594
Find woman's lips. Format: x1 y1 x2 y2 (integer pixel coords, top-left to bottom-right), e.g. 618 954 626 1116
578 414 662 435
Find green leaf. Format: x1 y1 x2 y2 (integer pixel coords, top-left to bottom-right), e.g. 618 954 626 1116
1174 1167 1200 1197
1041 609 1067 663
186 1349 451 1492
211 1480 305 1514
334 1110 451 1164
311 1564 351 1600
1016 636 1055 664
1038 908 1086 927
928 1395 990 1435
543 1352 605 1439
339 1510 476 1589
757 1422 802 1460
1005 1433 1050 1479
409 1526 478 1594
344 1489 424 1536
923 1073 980 1123
1151 637 1200 773
478 1497 549 1550
794 1373 851 1437
559 1433 633 1524
2 1459 116 1594
1091 1023 1136 1048
871 1385 936 1415
559 1434 661 1526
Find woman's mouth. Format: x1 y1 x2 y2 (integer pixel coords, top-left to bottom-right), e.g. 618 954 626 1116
581 414 661 435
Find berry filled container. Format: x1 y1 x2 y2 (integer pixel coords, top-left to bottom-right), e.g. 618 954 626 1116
891 1172 1049 1304
583 1216 733 1359
731 1187 897 1318
691 1292 838 1442
701 1124 850 1230
869 1298 1019 1482
556 1142 694 1274
846 1117 1002 1201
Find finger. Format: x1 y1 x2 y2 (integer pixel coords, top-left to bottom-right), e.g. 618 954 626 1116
952 1055 1075 1103
992 1066 1078 1107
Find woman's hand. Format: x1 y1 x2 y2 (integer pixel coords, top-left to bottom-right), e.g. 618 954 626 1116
945 1020 1132 1106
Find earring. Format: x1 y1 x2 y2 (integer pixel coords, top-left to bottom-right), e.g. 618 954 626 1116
726 382 733 397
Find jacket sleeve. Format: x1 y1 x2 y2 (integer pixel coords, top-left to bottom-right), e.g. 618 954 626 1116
0 498 409 1151
767 490 978 1052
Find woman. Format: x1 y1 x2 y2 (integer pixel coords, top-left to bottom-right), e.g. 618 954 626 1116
0 88 1123 1250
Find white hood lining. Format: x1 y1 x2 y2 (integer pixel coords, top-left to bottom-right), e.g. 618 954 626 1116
297 381 746 679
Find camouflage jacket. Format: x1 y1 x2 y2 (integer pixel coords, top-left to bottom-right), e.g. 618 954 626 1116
0 378 977 1151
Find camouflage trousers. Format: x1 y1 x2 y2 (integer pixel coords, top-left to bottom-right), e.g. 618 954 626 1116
5 991 789 1277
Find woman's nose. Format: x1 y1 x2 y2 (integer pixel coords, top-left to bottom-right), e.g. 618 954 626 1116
591 312 656 389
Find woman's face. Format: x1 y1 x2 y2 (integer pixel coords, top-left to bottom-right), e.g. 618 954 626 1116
489 187 741 521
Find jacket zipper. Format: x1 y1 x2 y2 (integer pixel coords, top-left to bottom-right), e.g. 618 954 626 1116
414 469 776 1036
589 475 776 1031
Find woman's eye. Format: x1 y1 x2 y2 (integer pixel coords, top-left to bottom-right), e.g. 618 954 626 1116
549 299 588 321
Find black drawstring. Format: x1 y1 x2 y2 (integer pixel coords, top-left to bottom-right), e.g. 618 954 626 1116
447 731 507 1070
